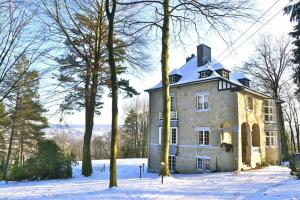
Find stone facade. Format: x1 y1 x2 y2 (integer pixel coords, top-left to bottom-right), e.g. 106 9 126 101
147 80 280 173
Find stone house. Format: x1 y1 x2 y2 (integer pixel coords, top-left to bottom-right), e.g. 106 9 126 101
145 44 281 173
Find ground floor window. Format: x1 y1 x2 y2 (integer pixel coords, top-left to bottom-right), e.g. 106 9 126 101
266 131 277 147
168 155 176 172
197 157 210 171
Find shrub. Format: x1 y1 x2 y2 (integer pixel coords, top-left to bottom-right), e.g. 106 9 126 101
9 139 76 181
289 160 300 179
220 143 233 152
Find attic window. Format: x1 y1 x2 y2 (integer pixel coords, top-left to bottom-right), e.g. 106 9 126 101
199 70 212 78
169 75 181 84
221 71 229 79
238 78 250 87
216 69 230 79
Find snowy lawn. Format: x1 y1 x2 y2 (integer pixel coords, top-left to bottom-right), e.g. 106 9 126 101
0 158 299 200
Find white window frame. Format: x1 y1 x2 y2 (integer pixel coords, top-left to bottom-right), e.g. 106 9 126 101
196 92 209 112
246 96 253 111
264 100 276 123
200 71 206 78
196 127 210 146
159 127 178 145
196 156 211 171
266 131 277 148
169 155 176 172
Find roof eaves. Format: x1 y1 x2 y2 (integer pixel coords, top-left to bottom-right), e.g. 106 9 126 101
145 78 219 92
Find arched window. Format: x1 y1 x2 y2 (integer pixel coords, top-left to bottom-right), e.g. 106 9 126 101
252 124 260 147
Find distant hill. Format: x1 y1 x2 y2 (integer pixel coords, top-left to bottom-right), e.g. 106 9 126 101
44 124 112 139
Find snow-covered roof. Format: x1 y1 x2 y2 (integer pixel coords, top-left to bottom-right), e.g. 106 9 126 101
146 56 250 91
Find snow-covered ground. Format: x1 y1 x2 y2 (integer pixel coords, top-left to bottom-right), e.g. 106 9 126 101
0 158 299 200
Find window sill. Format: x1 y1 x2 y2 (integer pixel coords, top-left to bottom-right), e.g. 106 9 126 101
196 169 211 172
196 144 211 147
266 146 277 149
195 109 209 112
264 121 276 124
246 108 253 112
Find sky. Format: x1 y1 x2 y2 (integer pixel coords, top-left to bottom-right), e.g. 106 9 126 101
46 0 294 126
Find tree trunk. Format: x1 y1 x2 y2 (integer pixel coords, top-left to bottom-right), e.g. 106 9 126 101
20 129 24 166
3 88 20 181
288 121 297 154
105 0 118 188
82 106 94 176
160 0 171 176
277 103 289 160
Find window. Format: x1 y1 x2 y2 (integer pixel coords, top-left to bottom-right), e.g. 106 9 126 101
168 155 176 172
264 100 276 123
159 127 178 145
199 130 209 145
218 80 233 90
171 127 177 144
247 96 253 111
169 75 177 84
266 131 277 147
199 70 212 78
222 71 229 79
197 157 210 171
196 94 209 111
159 127 162 144
170 95 174 111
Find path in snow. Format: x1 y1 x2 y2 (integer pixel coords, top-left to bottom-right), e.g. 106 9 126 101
0 158 299 200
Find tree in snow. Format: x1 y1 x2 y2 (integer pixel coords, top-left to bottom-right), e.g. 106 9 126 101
284 0 300 98
41 0 142 177
119 0 254 176
243 35 293 160
2 56 48 181
121 97 149 158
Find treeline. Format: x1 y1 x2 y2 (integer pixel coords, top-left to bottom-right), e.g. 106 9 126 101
52 97 149 160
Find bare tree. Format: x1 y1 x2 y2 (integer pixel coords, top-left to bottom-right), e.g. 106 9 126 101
0 1 45 102
121 96 149 158
244 34 294 160
283 92 300 154
119 0 253 175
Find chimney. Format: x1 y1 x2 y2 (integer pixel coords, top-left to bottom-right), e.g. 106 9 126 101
185 54 195 63
197 44 211 67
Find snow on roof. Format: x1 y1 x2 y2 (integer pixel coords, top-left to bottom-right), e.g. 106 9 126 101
146 56 251 91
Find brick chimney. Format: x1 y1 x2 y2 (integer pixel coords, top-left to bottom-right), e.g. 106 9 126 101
197 44 211 67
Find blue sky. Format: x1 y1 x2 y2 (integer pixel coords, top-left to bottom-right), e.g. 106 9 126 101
45 0 293 125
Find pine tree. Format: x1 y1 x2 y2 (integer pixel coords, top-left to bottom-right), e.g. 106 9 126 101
0 102 10 169
43 0 139 177
284 0 300 96
2 55 48 180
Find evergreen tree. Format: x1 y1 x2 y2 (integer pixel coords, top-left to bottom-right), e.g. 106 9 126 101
284 0 300 96
0 102 10 170
2 55 48 180
43 0 139 177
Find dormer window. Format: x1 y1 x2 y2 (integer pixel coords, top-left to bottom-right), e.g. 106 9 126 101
221 71 229 79
216 69 230 80
169 74 181 84
199 70 212 78
238 78 250 87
